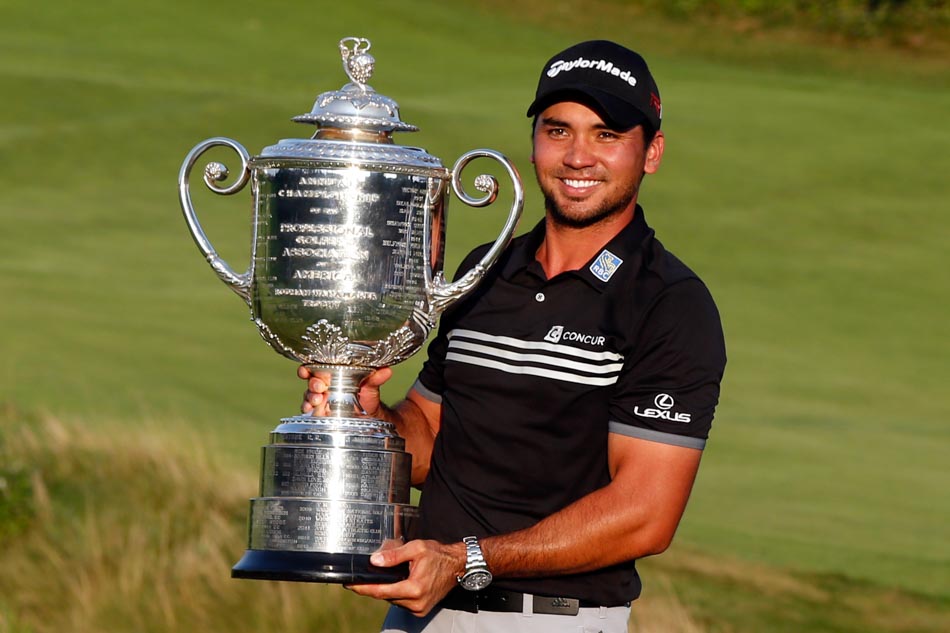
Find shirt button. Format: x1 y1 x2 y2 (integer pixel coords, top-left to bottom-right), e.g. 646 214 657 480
535 292 545 302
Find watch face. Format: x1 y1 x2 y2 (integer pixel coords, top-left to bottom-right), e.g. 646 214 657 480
461 570 492 591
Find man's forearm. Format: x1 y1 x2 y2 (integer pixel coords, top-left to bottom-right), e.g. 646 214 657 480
480 437 702 579
479 482 666 578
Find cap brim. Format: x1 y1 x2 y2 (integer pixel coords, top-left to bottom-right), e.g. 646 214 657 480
526 85 649 131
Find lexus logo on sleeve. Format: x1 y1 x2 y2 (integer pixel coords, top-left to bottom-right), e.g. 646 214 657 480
654 393 675 410
634 393 692 423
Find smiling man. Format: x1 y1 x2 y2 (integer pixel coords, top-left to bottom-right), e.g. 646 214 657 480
300 39 726 633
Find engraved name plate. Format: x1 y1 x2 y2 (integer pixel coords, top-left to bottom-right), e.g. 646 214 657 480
248 498 416 554
260 446 411 503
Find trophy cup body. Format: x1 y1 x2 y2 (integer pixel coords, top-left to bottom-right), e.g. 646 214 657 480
177 37 523 583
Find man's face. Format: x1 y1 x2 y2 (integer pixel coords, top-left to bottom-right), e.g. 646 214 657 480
531 101 663 229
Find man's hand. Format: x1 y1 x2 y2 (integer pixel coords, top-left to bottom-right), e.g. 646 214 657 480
346 539 466 617
298 366 393 416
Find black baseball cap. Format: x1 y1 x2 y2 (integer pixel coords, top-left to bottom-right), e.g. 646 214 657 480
526 40 662 132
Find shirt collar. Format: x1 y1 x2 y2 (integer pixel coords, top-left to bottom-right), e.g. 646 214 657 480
500 205 654 290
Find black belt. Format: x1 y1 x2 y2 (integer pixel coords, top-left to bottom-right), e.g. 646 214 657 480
440 587 603 616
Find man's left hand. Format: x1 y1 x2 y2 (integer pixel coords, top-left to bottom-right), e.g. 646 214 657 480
346 539 466 617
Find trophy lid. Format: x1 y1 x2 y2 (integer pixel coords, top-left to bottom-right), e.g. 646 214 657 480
292 37 418 136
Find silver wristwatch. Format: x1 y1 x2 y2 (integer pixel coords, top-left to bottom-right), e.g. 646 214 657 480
457 535 493 591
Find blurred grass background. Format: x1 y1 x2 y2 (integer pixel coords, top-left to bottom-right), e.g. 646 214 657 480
1 0 948 631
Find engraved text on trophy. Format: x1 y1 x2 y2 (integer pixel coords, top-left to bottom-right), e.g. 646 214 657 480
252 168 440 358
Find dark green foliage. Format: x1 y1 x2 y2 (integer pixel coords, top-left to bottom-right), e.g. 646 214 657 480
0 409 37 542
625 0 949 38
0 466 34 542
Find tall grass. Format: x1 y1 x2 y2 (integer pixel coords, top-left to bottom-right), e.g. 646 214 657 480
0 407 387 633
0 407 720 632
639 548 950 632
2 407 947 632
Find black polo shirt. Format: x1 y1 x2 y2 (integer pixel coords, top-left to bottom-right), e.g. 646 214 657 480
412 206 726 606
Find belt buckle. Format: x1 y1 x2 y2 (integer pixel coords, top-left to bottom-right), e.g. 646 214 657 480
533 595 580 616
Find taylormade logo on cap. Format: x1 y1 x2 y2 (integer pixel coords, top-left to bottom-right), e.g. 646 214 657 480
527 40 662 131
546 57 638 88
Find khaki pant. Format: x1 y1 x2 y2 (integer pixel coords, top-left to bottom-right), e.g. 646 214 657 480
381 601 631 633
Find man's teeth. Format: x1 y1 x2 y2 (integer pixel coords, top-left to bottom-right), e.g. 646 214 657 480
563 179 599 188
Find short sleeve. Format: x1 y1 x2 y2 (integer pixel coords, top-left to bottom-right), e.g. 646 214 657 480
609 279 726 450
414 320 449 404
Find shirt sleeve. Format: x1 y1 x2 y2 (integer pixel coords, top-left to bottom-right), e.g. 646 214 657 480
608 279 726 450
413 320 449 404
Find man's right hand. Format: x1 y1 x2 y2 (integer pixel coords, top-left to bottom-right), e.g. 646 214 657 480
297 366 393 417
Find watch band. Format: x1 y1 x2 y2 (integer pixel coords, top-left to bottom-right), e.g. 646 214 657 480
457 535 493 591
464 536 486 566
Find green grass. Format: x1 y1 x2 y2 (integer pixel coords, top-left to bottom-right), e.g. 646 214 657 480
1 0 949 630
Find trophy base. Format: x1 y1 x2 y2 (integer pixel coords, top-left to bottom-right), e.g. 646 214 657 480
231 549 410 584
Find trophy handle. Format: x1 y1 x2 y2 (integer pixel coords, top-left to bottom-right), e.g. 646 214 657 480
428 149 524 314
178 137 254 306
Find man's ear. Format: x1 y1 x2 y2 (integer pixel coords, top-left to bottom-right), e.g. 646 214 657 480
643 130 665 175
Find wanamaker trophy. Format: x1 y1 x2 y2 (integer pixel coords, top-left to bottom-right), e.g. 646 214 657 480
177 37 523 583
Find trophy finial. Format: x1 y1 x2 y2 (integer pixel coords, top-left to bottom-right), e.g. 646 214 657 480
340 37 374 88
292 37 418 134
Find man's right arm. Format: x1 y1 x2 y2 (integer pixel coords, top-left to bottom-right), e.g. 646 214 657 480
378 387 441 486
298 366 441 485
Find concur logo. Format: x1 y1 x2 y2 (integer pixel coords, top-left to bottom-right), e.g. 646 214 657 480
634 393 691 423
544 325 606 346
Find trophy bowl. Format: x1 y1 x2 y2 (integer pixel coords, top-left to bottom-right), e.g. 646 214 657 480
177 37 523 583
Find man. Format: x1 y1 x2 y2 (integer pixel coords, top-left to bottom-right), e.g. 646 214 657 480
300 39 726 633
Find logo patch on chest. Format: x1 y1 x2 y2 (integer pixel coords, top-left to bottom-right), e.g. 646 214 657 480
543 325 606 347
590 249 623 282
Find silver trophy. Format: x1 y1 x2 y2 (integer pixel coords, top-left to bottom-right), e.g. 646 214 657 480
178 37 523 583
